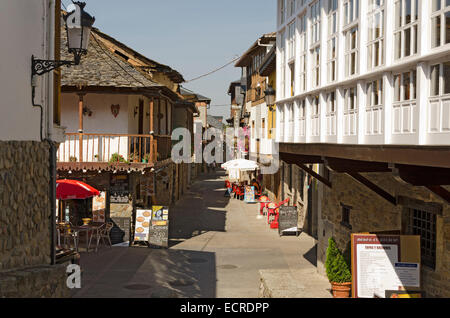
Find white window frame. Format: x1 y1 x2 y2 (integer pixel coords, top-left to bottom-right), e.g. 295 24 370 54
327 0 339 83
367 0 385 70
431 0 450 48
344 26 359 77
394 0 419 60
299 13 308 92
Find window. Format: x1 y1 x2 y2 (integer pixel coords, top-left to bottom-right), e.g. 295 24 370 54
406 208 437 269
431 0 450 48
312 95 320 116
343 0 359 26
327 91 336 114
289 62 295 96
299 14 308 92
280 30 286 98
394 70 417 102
280 0 286 25
367 0 385 69
345 27 358 76
344 87 357 111
328 0 339 82
340 203 352 229
310 0 321 46
394 0 419 60
310 1 321 88
430 61 450 96
367 78 383 108
288 21 296 61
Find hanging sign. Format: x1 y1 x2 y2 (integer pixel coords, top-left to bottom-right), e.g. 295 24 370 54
92 191 106 223
351 234 421 298
149 206 169 248
133 209 152 243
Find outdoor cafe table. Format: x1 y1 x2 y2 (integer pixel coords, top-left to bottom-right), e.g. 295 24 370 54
71 224 101 253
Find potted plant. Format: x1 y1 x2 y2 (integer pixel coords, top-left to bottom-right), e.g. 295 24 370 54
142 153 151 163
325 237 352 298
109 153 128 164
69 156 77 162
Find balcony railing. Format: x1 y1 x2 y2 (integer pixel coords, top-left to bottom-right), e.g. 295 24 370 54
57 133 172 164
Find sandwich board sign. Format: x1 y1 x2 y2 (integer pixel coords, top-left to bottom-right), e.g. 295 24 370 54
244 186 255 203
133 209 152 243
149 206 169 248
351 234 421 298
278 206 300 236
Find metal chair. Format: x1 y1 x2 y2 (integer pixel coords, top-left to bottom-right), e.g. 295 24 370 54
60 224 78 250
88 222 113 252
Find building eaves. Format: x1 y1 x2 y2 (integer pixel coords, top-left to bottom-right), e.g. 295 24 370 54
235 32 276 68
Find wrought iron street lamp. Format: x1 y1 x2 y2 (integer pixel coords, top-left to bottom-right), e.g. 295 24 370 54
264 85 276 111
32 1 95 77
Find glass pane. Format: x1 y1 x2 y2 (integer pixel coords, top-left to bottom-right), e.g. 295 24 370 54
430 65 440 96
446 12 450 44
444 62 450 94
405 27 411 56
394 75 401 101
433 0 441 11
405 0 412 24
432 16 441 48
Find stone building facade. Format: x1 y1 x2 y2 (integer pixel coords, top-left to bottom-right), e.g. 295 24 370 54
317 169 450 298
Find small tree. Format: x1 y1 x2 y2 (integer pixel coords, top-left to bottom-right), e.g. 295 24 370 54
325 237 352 283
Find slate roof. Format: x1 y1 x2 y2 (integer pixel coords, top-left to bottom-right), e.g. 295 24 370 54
61 27 160 89
180 87 211 103
207 115 223 129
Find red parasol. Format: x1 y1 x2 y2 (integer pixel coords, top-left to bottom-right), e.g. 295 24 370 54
56 179 100 200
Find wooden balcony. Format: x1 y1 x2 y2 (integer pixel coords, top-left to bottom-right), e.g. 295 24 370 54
57 133 172 165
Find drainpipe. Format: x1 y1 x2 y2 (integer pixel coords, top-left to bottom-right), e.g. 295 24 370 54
49 140 57 265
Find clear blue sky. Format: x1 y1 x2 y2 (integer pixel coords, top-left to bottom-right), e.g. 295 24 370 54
67 0 276 119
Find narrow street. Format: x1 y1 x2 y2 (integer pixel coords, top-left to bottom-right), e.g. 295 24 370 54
72 170 331 298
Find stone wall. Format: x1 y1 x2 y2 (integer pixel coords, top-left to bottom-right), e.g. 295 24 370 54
318 170 450 298
0 141 69 298
0 141 51 270
0 263 70 298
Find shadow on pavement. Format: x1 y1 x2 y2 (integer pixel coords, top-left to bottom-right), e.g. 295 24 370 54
168 170 229 247
74 247 217 298
302 243 317 267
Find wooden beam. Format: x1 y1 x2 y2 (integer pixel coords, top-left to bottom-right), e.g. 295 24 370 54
280 152 324 164
296 163 332 188
325 157 390 173
149 98 154 163
348 173 397 206
425 186 450 204
396 164 450 186
279 143 450 169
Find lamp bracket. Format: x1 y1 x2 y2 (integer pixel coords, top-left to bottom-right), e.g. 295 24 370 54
32 55 76 77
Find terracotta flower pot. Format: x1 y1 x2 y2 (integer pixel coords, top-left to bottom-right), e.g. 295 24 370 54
330 282 352 298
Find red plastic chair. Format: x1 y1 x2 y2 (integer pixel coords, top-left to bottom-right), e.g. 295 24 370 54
258 196 271 215
267 198 290 226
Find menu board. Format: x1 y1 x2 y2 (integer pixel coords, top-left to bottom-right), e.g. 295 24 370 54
278 206 299 236
149 206 169 248
352 234 421 298
244 186 255 203
133 209 152 242
92 192 106 223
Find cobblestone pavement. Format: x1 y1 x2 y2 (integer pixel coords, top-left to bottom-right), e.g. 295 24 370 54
71 170 331 298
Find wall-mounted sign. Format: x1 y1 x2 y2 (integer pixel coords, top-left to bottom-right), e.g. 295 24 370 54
351 234 421 298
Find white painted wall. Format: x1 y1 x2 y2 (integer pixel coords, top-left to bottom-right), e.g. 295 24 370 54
0 0 55 141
